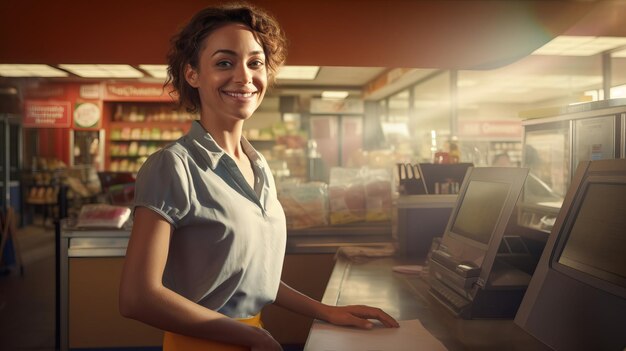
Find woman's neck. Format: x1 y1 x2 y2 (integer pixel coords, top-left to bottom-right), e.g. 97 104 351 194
198 117 245 159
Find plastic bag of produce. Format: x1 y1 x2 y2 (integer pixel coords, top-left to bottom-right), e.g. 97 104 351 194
278 181 329 229
364 168 392 221
329 167 366 225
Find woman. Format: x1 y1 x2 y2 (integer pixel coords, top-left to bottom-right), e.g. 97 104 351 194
119 3 398 351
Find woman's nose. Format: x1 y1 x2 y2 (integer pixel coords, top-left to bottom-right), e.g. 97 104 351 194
233 63 252 84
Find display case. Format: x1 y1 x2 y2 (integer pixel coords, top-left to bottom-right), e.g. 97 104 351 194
518 99 626 234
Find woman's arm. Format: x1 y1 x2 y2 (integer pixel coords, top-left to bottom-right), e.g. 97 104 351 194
273 281 399 329
119 207 280 350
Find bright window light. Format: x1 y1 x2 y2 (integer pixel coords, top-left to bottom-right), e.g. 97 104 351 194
0 64 69 77
611 84 626 99
322 91 349 99
275 66 320 80
139 64 168 79
532 36 626 56
58 64 144 78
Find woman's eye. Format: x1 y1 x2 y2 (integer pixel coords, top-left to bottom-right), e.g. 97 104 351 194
249 60 265 68
216 61 232 68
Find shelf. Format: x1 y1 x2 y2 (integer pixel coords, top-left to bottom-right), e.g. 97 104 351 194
110 139 177 142
106 103 195 172
110 155 147 158
109 121 193 127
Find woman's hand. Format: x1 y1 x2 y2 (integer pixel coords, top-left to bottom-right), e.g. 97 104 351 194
320 305 400 329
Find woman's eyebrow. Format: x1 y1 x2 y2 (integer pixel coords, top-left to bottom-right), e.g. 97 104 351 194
211 49 265 57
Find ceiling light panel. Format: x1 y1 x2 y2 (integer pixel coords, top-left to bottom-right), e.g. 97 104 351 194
276 66 320 80
612 48 626 58
322 91 349 99
139 64 168 79
0 64 69 77
58 64 144 78
533 36 626 56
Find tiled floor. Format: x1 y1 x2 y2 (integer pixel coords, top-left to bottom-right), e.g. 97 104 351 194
1 222 56 351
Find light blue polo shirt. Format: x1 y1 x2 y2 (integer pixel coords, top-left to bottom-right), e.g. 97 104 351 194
133 121 287 318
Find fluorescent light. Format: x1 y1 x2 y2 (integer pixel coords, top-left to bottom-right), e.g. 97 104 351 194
58 64 144 78
457 79 477 88
322 91 349 99
0 64 69 77
613 48 626 58
532 35 626 56
276 65 319 80
139 64 168 79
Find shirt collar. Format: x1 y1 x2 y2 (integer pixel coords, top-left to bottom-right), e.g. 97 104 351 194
188 120 265 171
241 136 266 170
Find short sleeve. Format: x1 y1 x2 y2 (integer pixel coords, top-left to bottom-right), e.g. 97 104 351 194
133 149 191 227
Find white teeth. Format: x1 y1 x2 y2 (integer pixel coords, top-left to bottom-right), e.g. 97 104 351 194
225 92 255 98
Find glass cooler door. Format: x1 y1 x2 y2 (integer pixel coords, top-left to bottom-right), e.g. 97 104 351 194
71 130 105 171
519 120 571 233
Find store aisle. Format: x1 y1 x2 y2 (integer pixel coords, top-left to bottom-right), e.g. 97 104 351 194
0 223 56 351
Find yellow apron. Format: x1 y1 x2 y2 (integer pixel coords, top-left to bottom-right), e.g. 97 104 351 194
162 314 263 351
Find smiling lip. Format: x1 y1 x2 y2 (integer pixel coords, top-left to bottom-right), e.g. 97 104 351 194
222 90 257 100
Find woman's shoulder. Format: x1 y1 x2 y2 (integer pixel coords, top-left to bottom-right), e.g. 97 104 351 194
136 140 192 177
148 139 192 163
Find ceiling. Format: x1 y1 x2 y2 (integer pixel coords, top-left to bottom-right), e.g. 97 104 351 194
0 0 607 68
273 66 387 97
1 0 626 104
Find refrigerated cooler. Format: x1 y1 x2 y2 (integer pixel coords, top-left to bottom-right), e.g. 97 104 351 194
309 115 364 181
518 98 626 234
0 114 22 210
70 129 105 171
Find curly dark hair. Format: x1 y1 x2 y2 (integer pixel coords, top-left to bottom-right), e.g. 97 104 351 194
165 2 287 113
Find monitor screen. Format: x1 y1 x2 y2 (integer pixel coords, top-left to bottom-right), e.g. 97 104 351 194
450 180 511 245
556 182 626 289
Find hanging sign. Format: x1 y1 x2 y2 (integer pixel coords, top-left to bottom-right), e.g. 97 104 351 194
73 102 101 128
458 120 522 138
79 84 102 99
104 82 173 102
23 100 72 128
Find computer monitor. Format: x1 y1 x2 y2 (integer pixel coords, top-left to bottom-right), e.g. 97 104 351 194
554 182 626 295
515 159 626 351
438 167 528 268
428 166 531 319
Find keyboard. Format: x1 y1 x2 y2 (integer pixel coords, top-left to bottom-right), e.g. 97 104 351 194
429 277 470 313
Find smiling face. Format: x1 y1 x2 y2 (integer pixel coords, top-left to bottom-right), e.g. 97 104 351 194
185 23 267 125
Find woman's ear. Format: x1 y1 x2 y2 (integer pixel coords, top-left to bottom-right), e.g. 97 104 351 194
184 64 199 88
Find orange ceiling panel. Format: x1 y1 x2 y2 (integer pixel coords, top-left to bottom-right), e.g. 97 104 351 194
0 0 605 70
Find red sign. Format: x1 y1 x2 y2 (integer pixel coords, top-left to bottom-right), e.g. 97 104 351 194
458 120 522 138
104 83 175 102
23 100 72 128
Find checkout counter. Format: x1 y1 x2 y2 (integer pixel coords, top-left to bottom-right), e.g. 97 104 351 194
58 220 392 350
58 191 548 350
305 256 550 350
